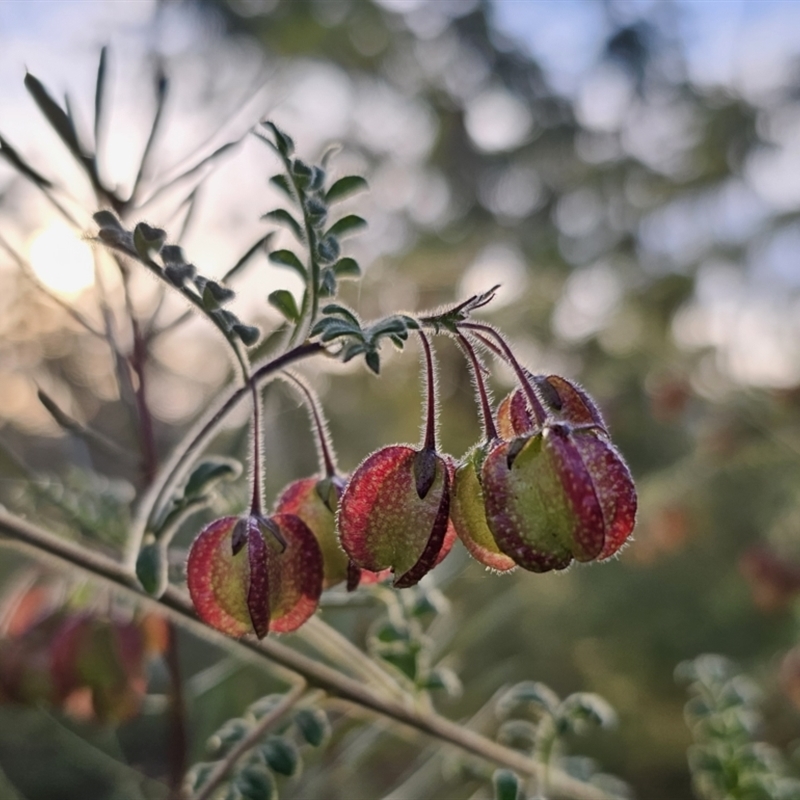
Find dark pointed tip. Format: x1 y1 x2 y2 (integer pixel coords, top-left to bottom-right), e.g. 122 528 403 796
413 448 438 499
231 518 249 555
505 437 528 469
346 561 361 593
258 515 287 553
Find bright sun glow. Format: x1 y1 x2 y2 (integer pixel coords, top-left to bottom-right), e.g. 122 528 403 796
29 223 95 296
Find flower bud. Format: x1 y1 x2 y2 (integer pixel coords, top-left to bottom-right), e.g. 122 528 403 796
337 445 452 588
481 423 636 572
187 513 323 639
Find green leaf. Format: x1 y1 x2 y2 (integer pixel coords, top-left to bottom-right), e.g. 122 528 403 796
332 257 361 279
262 208 304 241
365 350 380 374
493 769 520 800
269 249 307 280
94 45 108 149
135 542 165 596
262 120 294 157
319 269 337 297
185 458 242 498
270 173 295 201
236 764 276 800
559 692 617 731
316 235 340 264
368 316 409 338
222 233 273 283
341 342 365 362
260 736 300 776
233 324 261 346
247 694 284 720
185 763 216 793
325 214 367 239
320 321 362 343
133 222 166 259
268 289 300 322
321 303 361 327
294 708 331 747
207 718 252 755
202 280 236 308
93 210 123 231
497 681 560 717
325 175 368 204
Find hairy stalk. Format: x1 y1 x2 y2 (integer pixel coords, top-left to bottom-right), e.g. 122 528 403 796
192 682 307 800
127 341 324 568
456 333 498 442
418 331 437 452
249 381 263 517
459 322 548 426
0 509 621 800
279 372 337 477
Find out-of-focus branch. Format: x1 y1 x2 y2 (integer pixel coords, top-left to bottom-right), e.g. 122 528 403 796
0 509 622 800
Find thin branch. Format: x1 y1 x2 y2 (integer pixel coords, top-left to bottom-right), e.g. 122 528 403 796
0 233 105 338
0 509 621 800
192 681 307 800
36 388 137 463
127 342 325 568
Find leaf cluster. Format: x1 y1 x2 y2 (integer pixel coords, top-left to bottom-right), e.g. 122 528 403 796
186 692 331 800
677 655 800 800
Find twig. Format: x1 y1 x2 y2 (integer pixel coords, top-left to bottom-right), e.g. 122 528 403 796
191 681 307 800
127 341 325 568
0 509 622 800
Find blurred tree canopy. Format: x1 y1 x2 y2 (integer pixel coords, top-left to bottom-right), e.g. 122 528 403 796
3 1 800 798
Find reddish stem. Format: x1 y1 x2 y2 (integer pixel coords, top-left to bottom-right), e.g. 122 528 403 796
457 333 498 442
418 331 437 452
249 381 263 517
282 373 337 477
459 322 548 425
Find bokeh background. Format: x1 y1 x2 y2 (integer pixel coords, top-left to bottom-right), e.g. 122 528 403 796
3 1 800 798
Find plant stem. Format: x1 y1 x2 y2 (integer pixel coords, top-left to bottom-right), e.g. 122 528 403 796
0 510 620 800
279 372 337 477
192 681 307 800
456 333 498 442
418 331 437 452
127 342 324 568
459 322 548 426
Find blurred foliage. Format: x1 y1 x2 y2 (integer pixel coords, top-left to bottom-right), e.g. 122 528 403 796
4 0 800 798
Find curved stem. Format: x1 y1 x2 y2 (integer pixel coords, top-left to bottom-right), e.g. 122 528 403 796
249 381 263 517
418 331 437 452
126 342 324 568
0 509 620 800
279 372 337 477
458 322 548 426
456 333 498 442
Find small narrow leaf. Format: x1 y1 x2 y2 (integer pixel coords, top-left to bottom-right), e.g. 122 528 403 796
133 222 166 259
262 208 304 241
325 175 368 204
202 280 236 308
269 249 307 280
269 173 294 201
493 769 521 800
236 764 276 800
321 304 361 327
260 736 300 776
332 257 361 279
233 324 261 346
365 350 380 374
326 214 367 239
268 289 300 322
93 210 123 231
185 458 242 498
319 268 337 297
294 708 331 747
261 121 294 157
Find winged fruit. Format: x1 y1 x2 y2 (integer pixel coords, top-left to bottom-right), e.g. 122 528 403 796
186 513 323 639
